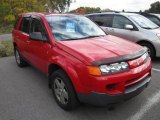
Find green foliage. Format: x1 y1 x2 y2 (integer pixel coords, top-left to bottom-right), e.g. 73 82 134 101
70 7 101 14
4 15 15 23
0 41 14 58
145 1 160 13
0 0 46 24
0 24 13 35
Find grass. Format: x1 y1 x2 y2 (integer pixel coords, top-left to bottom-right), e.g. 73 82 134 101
0 24 13 35
0 40 14 58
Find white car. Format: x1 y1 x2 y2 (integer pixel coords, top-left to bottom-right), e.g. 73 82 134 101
86 12 160 58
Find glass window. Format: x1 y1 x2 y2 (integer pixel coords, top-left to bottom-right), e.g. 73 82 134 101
89 15 104 26
20 17 30 34
45 15 106 41
129 15 159 29
147 16 160 26
89 14 113 27
112 15 133 29
100 15 113 27
30 19 43 33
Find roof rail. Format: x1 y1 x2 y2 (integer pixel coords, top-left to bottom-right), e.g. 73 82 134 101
87 11 120 14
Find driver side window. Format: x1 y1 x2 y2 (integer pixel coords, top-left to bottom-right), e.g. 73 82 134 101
112 15 133 29
30 18 48 41
30 18 43 33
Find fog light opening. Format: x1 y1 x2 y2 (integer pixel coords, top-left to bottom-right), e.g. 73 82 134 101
106 84 116 91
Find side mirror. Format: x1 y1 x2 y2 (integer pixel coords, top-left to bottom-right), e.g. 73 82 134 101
125 24 134 30
29 32 47 41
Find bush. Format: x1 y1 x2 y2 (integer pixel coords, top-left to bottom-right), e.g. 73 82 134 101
0 41 14 58
0 24 13 34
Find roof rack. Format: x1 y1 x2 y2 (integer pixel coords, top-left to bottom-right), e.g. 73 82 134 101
87 11 120 14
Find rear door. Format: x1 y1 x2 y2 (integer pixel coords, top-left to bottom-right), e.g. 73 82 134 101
27 16 51 73
97 14 114 34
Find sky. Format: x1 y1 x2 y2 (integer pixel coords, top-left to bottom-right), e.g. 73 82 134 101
70 0 160 12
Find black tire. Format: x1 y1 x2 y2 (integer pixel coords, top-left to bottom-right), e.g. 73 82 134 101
51 69 79 110
139 42 156 59
14 47 28 67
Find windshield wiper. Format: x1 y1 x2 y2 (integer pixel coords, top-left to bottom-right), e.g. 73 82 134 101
80 35 105 39
62 35 105 41
142 27 152 29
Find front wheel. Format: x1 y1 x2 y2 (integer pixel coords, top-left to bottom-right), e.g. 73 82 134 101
51 69 79 110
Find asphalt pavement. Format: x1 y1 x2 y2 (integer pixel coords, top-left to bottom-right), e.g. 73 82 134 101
0 57 159 120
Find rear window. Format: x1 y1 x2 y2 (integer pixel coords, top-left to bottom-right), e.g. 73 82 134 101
20 17 30 34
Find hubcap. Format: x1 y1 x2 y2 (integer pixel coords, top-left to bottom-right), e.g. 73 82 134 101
15 50 20 64
147 47 151 56
54 78 69 105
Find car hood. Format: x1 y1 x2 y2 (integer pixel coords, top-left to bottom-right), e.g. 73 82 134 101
56 35 142 65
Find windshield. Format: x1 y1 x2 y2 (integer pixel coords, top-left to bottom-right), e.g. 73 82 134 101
45 15 106 41
147 16 160 26
154 14 160 19
129 15 159 29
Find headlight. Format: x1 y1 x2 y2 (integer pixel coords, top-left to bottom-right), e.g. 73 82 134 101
100 62 129 75
156 33 160 39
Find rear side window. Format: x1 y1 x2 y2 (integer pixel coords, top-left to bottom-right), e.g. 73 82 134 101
100 15 113 27
20 17 30 34
112 15 133 29
89 14 113 27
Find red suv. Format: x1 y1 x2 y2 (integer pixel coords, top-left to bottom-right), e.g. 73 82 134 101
12 13 152 110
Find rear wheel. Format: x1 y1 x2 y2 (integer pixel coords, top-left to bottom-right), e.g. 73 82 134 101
14 47 28 67
51 69 79 110
139 42 155 59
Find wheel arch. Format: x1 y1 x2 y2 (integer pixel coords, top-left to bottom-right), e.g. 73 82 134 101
47 61 83 94
137 40 156 55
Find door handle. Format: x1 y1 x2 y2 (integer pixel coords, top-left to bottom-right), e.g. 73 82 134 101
109 29 114 32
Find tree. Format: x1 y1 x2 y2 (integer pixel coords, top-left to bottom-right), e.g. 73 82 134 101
0 0 46 23
101 8 112 12
145 1 160 13
70 7 101 14
46 0 72 13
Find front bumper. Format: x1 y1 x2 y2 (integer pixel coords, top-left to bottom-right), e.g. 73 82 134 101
78 76 151 106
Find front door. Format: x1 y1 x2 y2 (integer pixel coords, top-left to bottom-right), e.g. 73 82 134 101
27 16 51 74
109 15 139 42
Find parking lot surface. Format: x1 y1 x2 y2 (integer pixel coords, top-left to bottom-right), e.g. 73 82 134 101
0 57 159 120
